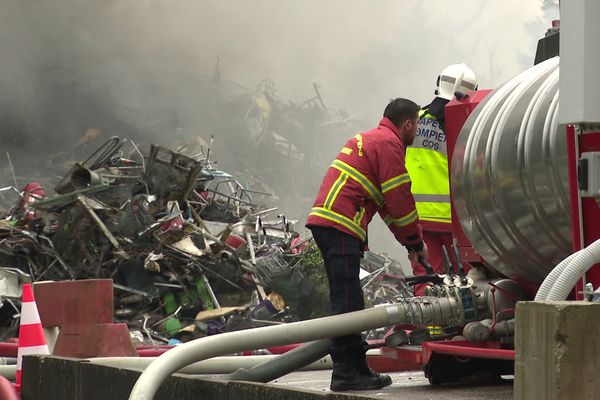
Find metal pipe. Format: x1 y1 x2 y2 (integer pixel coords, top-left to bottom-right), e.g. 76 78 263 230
463 319 514 342
129 297 463 400
0 343 17 358
89 354 332 374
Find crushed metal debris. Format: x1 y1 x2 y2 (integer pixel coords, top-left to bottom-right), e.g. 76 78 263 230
0 138 410 344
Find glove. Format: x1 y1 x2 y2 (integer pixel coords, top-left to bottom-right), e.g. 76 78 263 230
408 241 428 262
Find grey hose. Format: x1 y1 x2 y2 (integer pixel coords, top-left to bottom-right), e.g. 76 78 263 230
88 354 332 374
225 339 331 382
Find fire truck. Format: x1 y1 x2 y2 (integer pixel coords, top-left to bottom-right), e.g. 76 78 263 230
366 1 600 384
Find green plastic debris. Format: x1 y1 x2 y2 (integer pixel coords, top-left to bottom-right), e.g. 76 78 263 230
197 277 214 310
162 291 178 314
176 289 197 308
164 317 183 336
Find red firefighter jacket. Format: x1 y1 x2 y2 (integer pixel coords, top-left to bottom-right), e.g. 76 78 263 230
306 118 423 250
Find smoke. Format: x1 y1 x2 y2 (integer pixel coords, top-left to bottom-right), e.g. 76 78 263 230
0 0 558 263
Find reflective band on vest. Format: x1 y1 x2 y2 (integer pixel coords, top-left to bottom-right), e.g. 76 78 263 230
382 209 418 227
354 207 365 224
406 111 451 224
381 173 411 194
418 216 451 223
415 201 452 224
412 194 451 203
331 159 384 206
324 173 349 209
310 207 367 241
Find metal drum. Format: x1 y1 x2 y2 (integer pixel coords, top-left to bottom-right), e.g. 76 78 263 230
451 57 571 283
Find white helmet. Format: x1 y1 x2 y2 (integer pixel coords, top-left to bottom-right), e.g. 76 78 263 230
435 63 478 100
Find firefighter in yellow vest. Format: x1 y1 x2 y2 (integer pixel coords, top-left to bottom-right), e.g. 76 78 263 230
406 63 478 295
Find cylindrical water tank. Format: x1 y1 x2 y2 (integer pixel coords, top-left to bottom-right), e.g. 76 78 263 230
451 57 571 283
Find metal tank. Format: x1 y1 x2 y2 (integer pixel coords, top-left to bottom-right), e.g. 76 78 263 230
451 57 571 283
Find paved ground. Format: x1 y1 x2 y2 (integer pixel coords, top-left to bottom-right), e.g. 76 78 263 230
270 370 514 400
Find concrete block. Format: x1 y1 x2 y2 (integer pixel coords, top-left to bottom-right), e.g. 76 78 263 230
78 363 228 400
515 301 600 400
21 355 376 400
21 355 80 400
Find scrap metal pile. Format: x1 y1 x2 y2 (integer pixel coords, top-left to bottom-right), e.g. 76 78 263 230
0 138 410 344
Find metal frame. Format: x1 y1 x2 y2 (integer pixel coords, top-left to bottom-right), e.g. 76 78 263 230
567 125 600 299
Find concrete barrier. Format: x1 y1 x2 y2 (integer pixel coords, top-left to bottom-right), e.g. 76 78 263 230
20 355 374 400
515 301 600 400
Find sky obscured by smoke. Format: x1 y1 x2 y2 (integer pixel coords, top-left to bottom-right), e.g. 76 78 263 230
1 1 558 121
0 0 559 261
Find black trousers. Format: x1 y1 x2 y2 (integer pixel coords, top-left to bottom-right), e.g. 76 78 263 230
309 226 366 364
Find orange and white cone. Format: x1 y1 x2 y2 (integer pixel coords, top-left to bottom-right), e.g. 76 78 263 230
15 283 49 391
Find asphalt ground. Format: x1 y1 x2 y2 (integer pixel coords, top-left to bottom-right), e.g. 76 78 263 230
270 370 514 400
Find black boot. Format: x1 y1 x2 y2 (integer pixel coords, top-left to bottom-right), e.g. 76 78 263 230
330 361 389 391
356 358 392 387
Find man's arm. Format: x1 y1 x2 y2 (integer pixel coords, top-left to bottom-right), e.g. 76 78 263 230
374 141 425 253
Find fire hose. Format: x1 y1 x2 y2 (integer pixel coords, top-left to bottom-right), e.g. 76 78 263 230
545 238 600 301
128 296 464 400
534 251 582 301
535 238 600 301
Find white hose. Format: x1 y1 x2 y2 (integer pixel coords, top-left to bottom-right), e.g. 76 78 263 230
545 238 600 301
128 306 399 400
534 251 582 301
128 296 462 400
0 365 16 380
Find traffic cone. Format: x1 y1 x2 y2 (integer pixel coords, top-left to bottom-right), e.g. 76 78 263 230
15 283 49 392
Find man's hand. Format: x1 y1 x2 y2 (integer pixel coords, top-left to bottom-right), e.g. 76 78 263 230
408 242 428 262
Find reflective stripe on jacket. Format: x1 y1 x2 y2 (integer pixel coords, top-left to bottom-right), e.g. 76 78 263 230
306 118 423 248
405 110 451 232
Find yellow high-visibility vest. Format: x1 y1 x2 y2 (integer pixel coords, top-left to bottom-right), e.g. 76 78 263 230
405 110 451 224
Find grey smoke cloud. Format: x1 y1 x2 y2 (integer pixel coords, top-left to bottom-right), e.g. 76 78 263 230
0 0 558 262
1 1 557 119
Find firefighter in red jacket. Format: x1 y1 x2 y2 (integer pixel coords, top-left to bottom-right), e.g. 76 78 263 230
306 98 428 391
